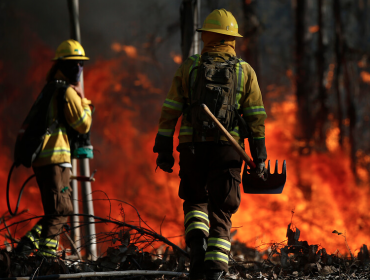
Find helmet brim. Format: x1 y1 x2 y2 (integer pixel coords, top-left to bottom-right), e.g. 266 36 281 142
52 56 90 61
196 28 243 37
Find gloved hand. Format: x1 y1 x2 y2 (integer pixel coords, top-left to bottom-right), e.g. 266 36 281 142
156 152 175 173
255 162 268 181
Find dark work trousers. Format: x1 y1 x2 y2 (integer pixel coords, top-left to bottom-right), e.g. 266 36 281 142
32 165 73 242
178 141 243 272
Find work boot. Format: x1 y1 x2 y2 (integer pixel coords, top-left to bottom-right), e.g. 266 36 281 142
205 270 224 280
189 237 207 280
14 236 36 257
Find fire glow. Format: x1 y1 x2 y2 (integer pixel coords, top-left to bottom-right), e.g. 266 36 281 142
1 41 370 257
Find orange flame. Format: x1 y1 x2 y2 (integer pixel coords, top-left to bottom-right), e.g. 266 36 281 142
360 71 370 84
325 63 335 90
309 25 319 33
111 43 138 58
1 40 370 257
122 46 137 58
170 52 182 65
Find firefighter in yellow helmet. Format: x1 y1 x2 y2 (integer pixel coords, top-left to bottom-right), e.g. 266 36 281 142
15 39 92 258
154 9 267 280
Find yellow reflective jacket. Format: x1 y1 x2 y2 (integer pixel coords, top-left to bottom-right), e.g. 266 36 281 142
156 53 266 145
32 71 92 167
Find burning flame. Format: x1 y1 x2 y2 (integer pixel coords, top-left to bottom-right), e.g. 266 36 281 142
111 43 137 58
309 25 319 33
326 126 340 152
325 63 335 90
360 71 370 84
1 38 370 257
170 52 182 65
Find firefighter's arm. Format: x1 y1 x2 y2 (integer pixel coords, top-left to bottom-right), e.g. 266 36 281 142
153 64 185 153
241 64 267 163
64 87 92 134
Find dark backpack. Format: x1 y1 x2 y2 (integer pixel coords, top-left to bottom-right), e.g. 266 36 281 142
14 81 68 167
188 53 239 139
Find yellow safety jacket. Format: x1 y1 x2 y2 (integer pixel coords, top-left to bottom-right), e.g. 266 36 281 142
156 52 266 145
32 71 92 167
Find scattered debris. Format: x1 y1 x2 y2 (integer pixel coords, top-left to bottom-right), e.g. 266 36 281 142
0 210 370 279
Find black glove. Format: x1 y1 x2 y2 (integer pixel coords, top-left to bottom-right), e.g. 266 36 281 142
156 152 175 173
255 162 268 181
248 138 267 163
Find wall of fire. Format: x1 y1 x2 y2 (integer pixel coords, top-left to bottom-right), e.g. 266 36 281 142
0 0 370 255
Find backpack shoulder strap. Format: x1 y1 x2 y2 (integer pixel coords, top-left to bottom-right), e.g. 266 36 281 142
188 54 201 103
235 58 247 111
234 58 253 140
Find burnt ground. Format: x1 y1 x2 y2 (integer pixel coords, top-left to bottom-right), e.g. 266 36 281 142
0 221 370 280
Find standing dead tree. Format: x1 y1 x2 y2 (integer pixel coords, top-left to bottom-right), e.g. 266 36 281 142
240 0 262 80
315 0 329 150
333 0 360 179
294 0 316 154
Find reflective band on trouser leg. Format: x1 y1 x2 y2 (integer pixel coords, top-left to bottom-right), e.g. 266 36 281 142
185 222 209 235
38 247 57 257
208 238 231 251
32 224 42 235
25 231 39 249
205 251 229 264
184 210 209 225
38 238 59 257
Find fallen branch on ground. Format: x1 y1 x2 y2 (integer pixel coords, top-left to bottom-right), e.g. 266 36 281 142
0 270 188 280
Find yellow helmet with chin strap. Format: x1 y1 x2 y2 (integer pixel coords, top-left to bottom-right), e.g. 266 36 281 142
52 39 89 61
197 8 242 37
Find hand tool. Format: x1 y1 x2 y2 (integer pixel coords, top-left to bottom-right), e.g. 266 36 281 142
202 104 286 194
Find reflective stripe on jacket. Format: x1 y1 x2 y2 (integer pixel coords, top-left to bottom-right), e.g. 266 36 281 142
156 52 266 144
33 78 92 167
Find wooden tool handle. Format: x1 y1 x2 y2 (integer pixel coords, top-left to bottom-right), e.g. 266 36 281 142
202 104 256 169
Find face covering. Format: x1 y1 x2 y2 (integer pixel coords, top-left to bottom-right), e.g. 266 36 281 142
58 60 83 84
201 31 236 56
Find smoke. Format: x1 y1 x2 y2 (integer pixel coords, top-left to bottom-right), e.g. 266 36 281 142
1 1 370 256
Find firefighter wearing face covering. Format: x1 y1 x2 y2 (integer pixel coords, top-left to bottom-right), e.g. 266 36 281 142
153 9 267 280
15 39 92 258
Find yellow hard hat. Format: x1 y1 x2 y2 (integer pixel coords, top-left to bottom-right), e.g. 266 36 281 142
197 8 242 37
52 39 89 61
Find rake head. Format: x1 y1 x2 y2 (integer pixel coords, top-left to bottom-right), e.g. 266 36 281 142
243 160 287 194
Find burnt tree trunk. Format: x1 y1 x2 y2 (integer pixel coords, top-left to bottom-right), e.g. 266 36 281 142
180 0 195 61
240 0 261 81
315 0 328 150
295 0 314 154
334 0 359 180
333 0 344 147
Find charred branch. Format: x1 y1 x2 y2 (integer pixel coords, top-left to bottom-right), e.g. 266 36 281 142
0 270 188 280
0 213 189 259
